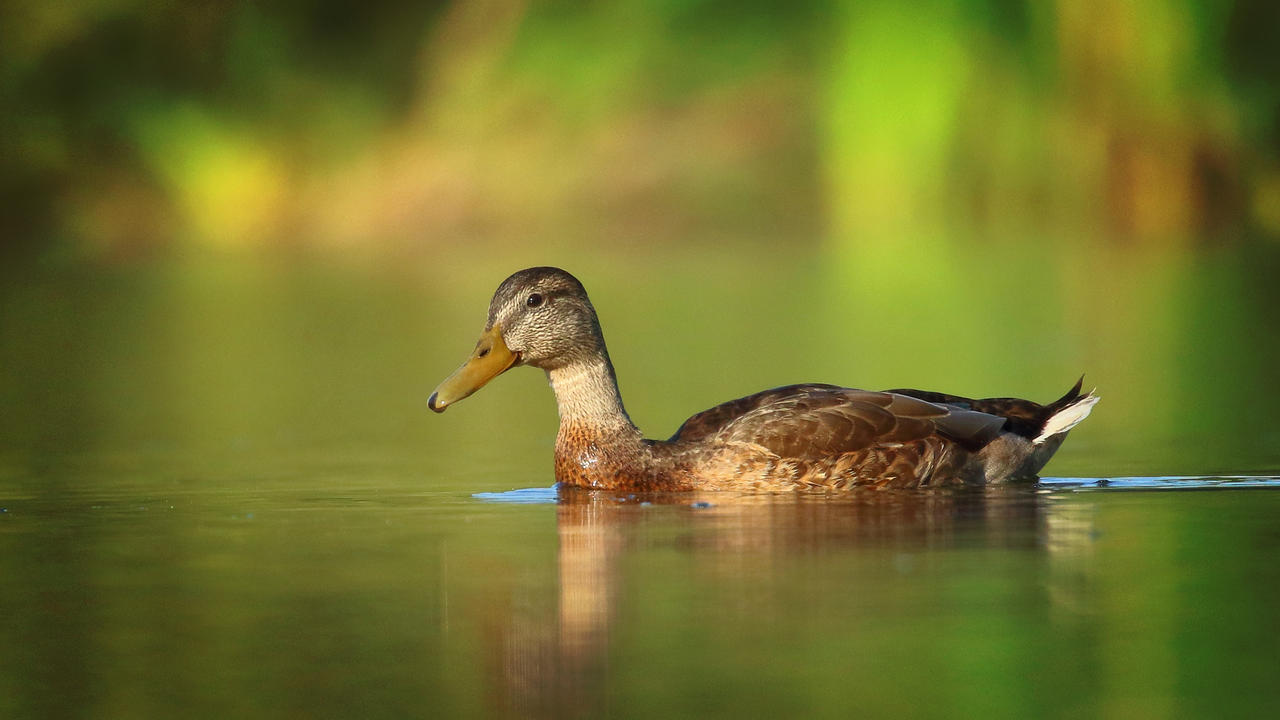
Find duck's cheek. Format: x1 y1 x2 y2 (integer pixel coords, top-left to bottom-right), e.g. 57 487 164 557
507 339 553 368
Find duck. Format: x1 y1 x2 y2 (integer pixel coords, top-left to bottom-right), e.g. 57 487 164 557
428 267 1098 491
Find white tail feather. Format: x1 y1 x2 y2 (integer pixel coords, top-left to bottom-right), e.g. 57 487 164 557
1033 391 1099 444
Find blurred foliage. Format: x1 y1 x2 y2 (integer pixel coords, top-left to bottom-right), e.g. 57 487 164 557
2 0 1280 476
2 0 1278 260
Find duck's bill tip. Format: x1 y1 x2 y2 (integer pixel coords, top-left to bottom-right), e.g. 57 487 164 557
428 391 447 413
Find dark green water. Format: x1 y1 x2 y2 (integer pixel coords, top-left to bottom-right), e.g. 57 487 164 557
3 250 1279 718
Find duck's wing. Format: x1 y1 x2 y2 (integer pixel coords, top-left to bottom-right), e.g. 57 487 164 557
670 384 841 443
888 376 1089 440
672 385 1008 460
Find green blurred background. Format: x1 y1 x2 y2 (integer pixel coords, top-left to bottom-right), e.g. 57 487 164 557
3 0 1280 476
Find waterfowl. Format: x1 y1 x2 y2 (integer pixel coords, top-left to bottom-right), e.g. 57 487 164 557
429 267 1098 491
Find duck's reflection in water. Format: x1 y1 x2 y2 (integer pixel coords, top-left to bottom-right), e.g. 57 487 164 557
484 485 1065 718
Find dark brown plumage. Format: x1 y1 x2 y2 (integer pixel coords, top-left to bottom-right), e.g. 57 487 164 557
429 267 1098 491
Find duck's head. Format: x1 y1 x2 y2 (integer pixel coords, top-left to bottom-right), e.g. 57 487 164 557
428 267 605 412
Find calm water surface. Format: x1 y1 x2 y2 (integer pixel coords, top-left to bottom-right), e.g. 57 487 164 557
3 254 1279 718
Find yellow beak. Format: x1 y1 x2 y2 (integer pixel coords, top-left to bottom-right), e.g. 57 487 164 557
428 324 519 413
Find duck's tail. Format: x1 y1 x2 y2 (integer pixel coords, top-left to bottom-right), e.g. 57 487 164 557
1033 376 1100 445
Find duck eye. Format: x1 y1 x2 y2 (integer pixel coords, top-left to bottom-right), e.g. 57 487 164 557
526 293 544 308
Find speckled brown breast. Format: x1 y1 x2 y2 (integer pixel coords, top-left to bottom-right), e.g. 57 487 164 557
553 422 694 491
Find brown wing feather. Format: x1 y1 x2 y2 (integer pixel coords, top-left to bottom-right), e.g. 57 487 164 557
717 395 905 460
670 384 842 442
675 385 1008 461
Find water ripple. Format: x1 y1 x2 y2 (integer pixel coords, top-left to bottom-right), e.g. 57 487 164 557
474 476 1280 503
1039 475 1280 491
473 486 559 503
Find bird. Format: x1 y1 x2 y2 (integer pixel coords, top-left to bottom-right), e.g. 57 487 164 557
428 267 1098 491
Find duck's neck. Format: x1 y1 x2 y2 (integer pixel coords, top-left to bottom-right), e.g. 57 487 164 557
546 353 638 436
547 354 652 489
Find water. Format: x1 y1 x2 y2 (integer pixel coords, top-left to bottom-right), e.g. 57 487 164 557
3 471 1278 719
3 251 1279 718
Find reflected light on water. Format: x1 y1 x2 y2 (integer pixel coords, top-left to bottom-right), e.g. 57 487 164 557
472 478 1280 716
481 485 1052 716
